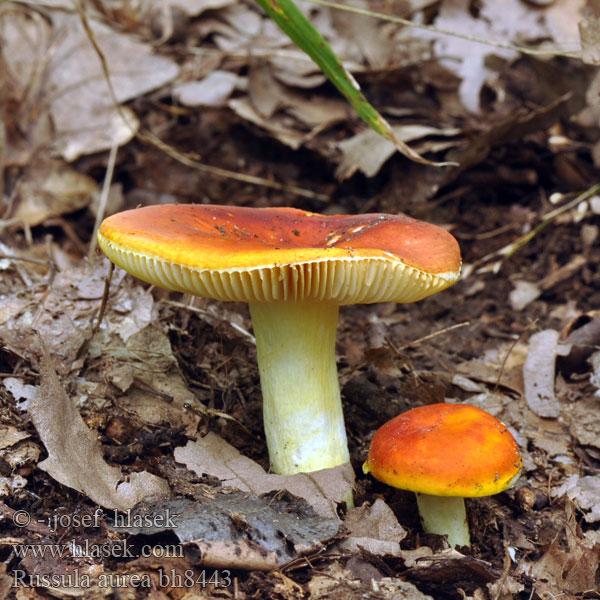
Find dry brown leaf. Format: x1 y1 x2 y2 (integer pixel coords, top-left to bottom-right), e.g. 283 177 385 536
339 498 406 556
13 159 98 227
21 349 170 511
0 260 151 375
174 432 354 519
330 0 395 69
286 95 352 131
0 427 29 451
564 396 600 450
48 12 178 160
2 4 172 162
455 343 528 395
103 325 201 435
308 562 433 600
249 61 288 119
518 502 600 592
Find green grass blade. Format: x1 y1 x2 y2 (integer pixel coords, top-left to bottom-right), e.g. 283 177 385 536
255 0 452 166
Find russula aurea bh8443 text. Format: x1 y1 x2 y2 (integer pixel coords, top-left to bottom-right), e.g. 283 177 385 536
98 204 461 475
363 403 523 547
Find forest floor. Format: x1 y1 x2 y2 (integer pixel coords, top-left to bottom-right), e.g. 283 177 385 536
0 0 599 598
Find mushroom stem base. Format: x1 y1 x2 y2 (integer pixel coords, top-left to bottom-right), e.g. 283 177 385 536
249 300 349 475
415 493 470 548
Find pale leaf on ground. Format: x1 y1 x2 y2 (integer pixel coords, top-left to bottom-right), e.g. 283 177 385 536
174 432 354 519
173 71 242 107
22 350 170 511
564 396 600 450
455 342 528 395
523 330 566 418
509 280 541 312
579 15 600 65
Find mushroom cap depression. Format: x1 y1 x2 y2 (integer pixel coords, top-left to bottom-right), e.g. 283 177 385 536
98 204 461 304
364 403 522 497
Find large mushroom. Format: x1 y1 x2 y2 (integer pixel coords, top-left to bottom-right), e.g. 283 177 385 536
98 204 461 475
363 403 523 547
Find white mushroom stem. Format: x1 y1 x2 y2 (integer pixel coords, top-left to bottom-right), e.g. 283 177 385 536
249 300 349 475
415 493 471 548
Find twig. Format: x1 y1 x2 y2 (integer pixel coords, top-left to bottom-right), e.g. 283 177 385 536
162 299 256 344
388 321 470 353
0 254 51 268
88 139 118 259
92 261 113 334
472 183 600 273
0 217 32 245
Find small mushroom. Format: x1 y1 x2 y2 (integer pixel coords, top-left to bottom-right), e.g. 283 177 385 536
98 204 461 475
363 403 522 548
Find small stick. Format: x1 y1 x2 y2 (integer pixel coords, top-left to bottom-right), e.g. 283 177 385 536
92 262 114 334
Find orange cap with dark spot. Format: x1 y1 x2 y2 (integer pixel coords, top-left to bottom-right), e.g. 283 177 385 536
363 403 522 497
98 204 461 304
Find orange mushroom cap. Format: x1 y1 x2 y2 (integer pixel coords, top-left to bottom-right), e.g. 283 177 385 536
364 403 522 497
98 204 461 304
